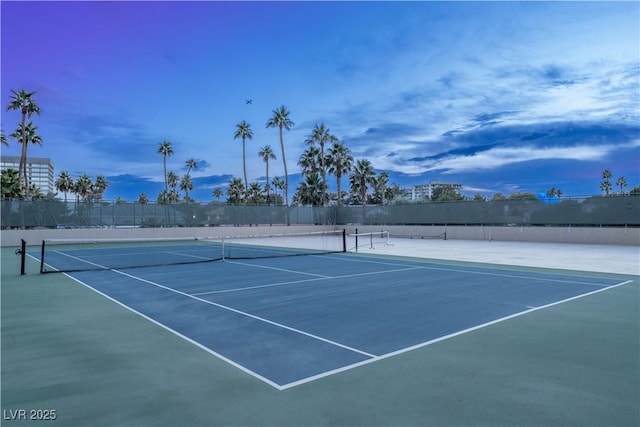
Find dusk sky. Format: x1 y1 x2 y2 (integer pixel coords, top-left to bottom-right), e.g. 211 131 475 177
1 1 638 202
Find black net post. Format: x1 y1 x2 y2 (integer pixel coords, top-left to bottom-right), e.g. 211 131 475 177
40 240 46 274
15 239 26 275
342 229 346 252
355 228 358 253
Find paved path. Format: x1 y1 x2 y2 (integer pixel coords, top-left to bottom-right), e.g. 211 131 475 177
351 237 639 275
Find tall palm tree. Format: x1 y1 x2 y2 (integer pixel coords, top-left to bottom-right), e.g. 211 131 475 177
10 121 42 196
55 171 74 203
305 124 337 205
258 145 276 204
234 121 253 201
6 89 41 197
327 141 353 206
157 140 174 194
266 106 294 205
167 171 179 203
1 130 7 147
184 158 198 200
349 159 376 205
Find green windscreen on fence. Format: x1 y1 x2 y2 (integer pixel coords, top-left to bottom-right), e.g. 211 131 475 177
1 196 638 229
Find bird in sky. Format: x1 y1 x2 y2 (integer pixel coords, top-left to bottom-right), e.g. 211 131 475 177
245 99 253 105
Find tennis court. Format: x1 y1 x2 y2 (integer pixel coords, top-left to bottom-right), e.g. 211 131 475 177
2 232 638 426
26 233 634 389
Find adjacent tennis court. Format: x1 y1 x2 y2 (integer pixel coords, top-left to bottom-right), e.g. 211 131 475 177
27 233 632 389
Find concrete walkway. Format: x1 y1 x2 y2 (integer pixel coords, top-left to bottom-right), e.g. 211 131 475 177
350 237 639 275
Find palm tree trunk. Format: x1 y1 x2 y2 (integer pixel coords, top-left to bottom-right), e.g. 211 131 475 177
242 137 248 204
336 172 342 206
266 161 270 205
18 114 28 197
163 156 168 193
279 126 288 206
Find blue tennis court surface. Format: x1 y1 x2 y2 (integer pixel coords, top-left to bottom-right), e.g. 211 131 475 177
47 251 627 390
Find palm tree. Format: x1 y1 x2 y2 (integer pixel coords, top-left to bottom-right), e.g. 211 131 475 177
157 190 169 204
180 174 193 202
55 171 74 203
6 89 41 197
266 106 294 205
298 146 321 176
248 182 263 205
213 187 223 203
305 124 337 205
93 175 109 201
327 141 353 206
10 121 42 197
349 159 376 205
1 168 22 199
163 171 179 203
226 177 245 205
258 145 276 204
293 173 323 206
1 130 7 147
29 184 45 200
157 140 174 194
138 193 149 204
373 171 389 205
75 174 93 202
600 169 613 196
615 176 628 195
234 121 253 201
272 176 284 205
183 158 198 201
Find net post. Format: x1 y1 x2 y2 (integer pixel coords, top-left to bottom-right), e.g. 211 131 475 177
40 240 46 274
355 228 358 253
342 229 346 252
16 239 26 275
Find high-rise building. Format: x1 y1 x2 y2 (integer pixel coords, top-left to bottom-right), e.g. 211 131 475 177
0 155 55 195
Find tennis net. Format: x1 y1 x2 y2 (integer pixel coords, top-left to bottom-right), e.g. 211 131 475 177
39 229 347 273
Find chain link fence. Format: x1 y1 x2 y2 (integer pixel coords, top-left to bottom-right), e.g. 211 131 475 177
1 196 638 229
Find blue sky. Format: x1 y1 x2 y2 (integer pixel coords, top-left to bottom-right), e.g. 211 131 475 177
1 1 638 202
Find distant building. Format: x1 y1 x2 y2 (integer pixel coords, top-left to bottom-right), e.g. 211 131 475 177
0 156 55 195
403 180 463 201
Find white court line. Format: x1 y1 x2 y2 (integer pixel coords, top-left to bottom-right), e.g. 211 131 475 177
278 278 634 390
192 276 327 296
223 259 331 278
60 273 283 390
54 251 110 270
193 265 425 296
321 253 616 287
110 269 376 360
